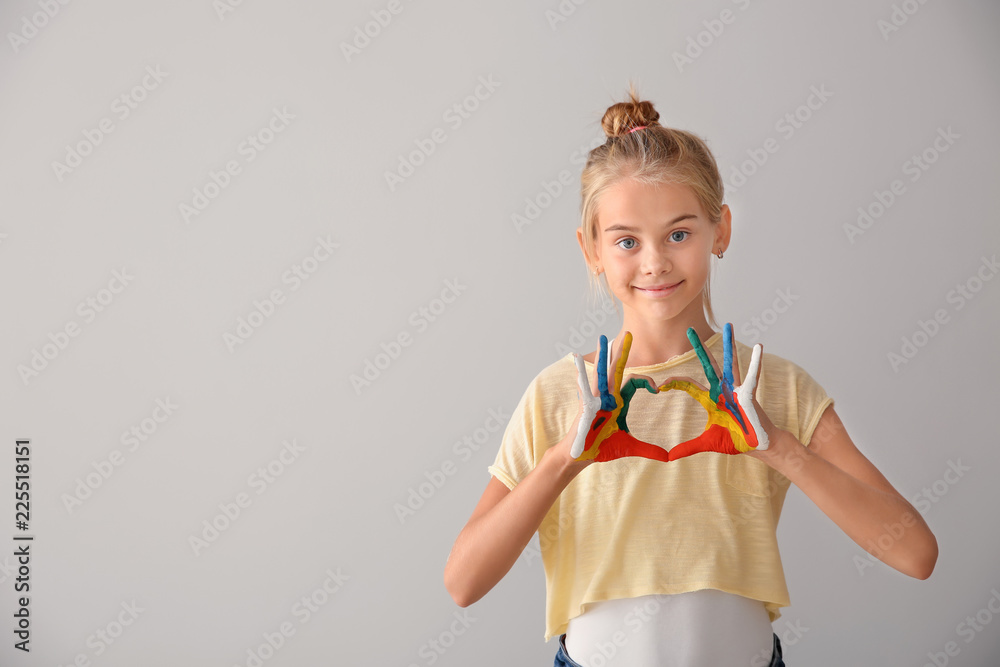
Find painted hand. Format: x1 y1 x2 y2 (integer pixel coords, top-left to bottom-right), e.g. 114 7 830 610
655 322 770 459
569 323 770 463
570 332 667 462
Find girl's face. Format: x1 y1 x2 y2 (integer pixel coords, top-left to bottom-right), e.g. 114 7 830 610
587 179 730 328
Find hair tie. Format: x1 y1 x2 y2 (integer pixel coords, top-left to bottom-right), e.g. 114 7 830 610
627 125 648 134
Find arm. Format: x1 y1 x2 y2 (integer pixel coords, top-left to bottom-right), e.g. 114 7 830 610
747 404 939 579
445 339 626 605
443 443 588 607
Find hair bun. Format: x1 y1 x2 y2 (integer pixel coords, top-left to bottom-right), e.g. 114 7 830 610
601 83 660 138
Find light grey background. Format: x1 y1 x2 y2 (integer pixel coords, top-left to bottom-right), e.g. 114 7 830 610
1 0 998 665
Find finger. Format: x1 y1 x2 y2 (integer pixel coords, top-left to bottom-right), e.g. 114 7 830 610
581 345 600 398
656 374 708 394
599 332 625 410
612 331 633 396
571 392 598 458
686 327 721 401
721 323 739 409
755 343 764 387
743 343 763 398
732 344 769 450
723 322 738 388
597 334 610 401
657 374 718 415
571 353 601 459
625 373 658 394
573 353 593 399
607 334 615 387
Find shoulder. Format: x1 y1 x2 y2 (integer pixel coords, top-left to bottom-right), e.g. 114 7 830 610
736 340 831 410
733 339 820 386
736 340 833 440
519 354 578 399
500 355 580 451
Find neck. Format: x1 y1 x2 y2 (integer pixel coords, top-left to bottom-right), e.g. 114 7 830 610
613 316 716 368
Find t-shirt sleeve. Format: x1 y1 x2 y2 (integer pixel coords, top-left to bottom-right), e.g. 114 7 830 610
487 376 539 490
487 364 572 490
791 360 834 447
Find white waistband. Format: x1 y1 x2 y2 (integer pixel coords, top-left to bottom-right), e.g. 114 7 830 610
564 590 774 667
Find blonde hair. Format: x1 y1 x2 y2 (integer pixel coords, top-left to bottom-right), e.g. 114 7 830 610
579 81 725 330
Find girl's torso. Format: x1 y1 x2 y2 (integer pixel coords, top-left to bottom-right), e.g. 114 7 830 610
563 589 774 666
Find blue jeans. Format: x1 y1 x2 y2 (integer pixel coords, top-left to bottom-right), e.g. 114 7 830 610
554 631 785 666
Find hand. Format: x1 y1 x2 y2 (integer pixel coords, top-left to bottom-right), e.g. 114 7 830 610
655 322 771 460
570 332 668 463
567 324 778 463
548 358 601 473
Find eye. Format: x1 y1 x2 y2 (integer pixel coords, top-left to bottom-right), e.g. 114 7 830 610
616 238 637 250
670 230 690 242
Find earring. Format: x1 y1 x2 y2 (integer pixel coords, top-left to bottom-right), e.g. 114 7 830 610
716 250 724 259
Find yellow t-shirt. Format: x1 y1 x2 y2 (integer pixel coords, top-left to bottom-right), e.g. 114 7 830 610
487 331 834 641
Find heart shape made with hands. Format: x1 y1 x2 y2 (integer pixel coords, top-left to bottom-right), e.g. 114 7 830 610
570 322 769 463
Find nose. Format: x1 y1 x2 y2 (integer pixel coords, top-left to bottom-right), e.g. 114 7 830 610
639 246 671 276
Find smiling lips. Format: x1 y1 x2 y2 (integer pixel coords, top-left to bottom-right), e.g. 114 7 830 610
635 280 682 295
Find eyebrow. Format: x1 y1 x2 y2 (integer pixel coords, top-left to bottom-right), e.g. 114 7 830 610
603 213 698 233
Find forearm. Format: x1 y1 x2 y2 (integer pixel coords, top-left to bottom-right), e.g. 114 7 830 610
445 448 580 607
762 433 938 579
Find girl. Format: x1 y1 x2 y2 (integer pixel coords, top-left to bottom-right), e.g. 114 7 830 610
444 84 938 666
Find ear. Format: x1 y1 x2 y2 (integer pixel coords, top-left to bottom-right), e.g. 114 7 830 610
577 227 600 270
715 204 733 254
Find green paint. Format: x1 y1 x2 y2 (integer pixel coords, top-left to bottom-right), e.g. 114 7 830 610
687 327 721 403
617 377 657 432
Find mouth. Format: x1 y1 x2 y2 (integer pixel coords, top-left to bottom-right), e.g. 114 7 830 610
634 281 682 296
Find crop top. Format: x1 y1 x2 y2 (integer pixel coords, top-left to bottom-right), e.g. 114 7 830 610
487 331 834 641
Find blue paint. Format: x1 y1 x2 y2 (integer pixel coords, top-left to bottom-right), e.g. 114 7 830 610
597 335 616 411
